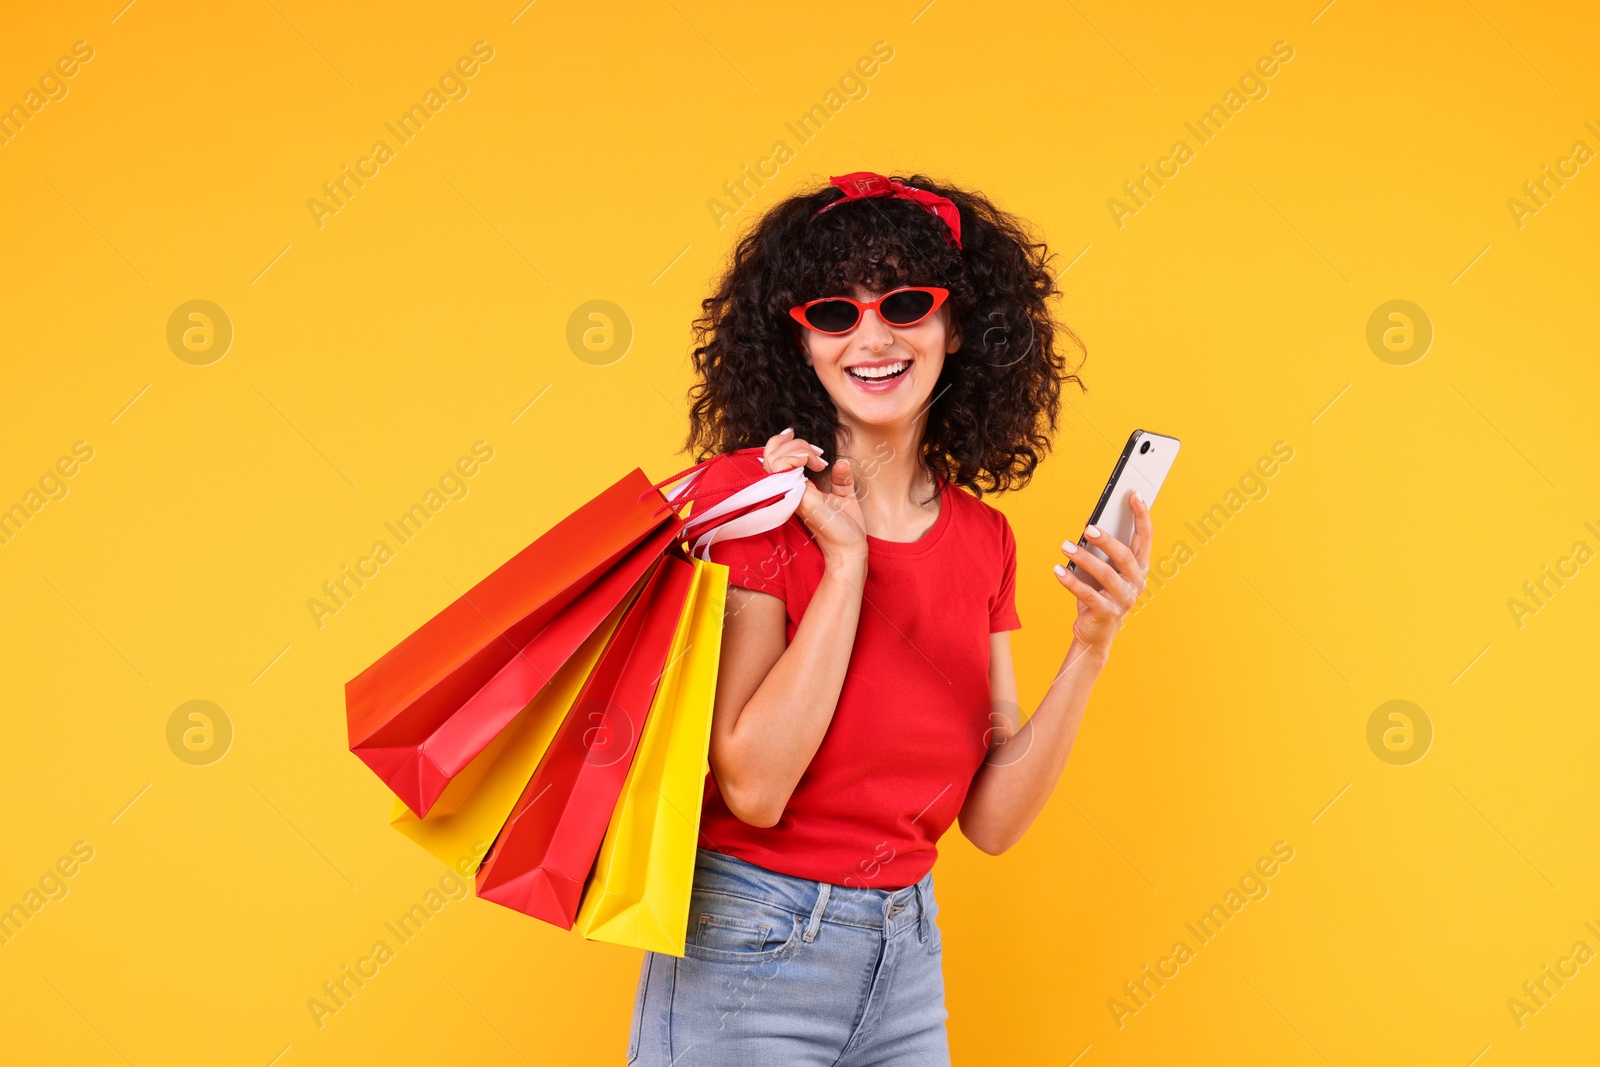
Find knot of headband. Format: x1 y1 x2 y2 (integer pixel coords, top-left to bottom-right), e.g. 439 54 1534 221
811 171 963 250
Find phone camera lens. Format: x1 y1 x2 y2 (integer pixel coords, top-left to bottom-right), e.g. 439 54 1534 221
1139 440 1151 454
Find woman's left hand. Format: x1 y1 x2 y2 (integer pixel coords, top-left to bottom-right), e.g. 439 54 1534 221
1052 490 1153 652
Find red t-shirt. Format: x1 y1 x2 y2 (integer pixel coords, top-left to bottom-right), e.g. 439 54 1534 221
699 455 1021 890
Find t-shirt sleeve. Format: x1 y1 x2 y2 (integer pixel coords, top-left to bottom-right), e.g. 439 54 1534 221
706 523 790 602
990 513 1021 632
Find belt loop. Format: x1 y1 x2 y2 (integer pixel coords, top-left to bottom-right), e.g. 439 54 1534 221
917 878 931 943
804 881 831 943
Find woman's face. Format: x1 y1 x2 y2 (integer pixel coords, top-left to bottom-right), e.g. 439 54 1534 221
799 283 961 437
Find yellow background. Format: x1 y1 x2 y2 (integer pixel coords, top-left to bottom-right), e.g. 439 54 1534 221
2 0 1596 1063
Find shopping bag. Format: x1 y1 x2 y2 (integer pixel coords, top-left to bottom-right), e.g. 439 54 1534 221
400 527 674 811
474 552 697 927
346 468 678 818
387 585 639 874
574 555 727 954
674 450 808 561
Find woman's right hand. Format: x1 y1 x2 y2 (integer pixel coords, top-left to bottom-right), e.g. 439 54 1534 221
762 428 867 569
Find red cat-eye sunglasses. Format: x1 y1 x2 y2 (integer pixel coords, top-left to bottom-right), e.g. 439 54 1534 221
788 286 950 336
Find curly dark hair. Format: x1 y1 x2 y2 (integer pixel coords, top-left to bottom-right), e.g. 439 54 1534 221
684 172 1084 497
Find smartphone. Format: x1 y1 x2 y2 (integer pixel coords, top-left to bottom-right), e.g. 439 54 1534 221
1067 429 1181 590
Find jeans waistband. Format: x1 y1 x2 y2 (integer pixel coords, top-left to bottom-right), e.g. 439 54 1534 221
693 847 934 943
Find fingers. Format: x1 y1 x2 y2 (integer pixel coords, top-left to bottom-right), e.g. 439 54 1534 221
763 427 827 473
1051 559 1117 615
1060 535 1140 611
1082 524 1145 601
1128 489 1154 569
795 460 855 524
793 467 867 563
1060 536 1118 589
795 480 842 531
828 456 854 496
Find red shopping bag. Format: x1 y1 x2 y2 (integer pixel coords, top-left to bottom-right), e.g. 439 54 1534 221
474 551 697 927
345 469 679 818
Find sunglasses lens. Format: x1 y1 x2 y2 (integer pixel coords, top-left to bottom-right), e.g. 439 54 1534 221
879 289 937 325
804 299 860 333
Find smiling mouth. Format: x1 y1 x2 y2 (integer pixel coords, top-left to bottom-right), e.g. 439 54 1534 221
845 360 910 383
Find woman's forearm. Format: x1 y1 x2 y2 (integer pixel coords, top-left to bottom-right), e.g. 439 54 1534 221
722 557 866 825
959 638 1110 853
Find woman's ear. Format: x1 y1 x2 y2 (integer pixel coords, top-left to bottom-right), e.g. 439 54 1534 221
945 319 962 354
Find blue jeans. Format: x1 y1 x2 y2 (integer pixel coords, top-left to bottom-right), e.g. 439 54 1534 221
628 847 951 1065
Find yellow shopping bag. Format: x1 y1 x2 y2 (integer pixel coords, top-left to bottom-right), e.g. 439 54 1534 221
574 556 727 955
389 594 633 875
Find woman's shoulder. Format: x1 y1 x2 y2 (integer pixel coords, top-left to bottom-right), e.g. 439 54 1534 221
943 479 1017 543
693 448 767 494
692 450 813 580
682 449 792 533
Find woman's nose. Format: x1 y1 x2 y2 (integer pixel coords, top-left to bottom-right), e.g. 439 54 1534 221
854 309 895 349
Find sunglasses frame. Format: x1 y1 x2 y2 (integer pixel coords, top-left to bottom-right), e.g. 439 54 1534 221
788 286 950 336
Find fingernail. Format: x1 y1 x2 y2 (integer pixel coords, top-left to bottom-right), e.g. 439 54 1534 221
1085 525 1100 539
809 443 824 454
780 427 793 436
1053 563 1068 577
1061 540 1078 554
1130 490 1142 504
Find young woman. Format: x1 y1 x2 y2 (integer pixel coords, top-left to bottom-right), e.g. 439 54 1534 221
626 172 1154 1065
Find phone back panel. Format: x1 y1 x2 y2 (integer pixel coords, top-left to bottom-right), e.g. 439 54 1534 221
1082 430 1181 574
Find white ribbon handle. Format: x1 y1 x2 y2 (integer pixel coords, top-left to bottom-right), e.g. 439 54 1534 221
679 465 808 561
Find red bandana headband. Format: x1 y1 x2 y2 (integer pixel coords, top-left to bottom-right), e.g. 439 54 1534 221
811 171 963 250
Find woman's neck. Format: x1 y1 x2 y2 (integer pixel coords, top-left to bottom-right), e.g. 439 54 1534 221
834 416 941 541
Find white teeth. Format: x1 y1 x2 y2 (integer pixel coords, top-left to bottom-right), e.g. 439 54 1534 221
847 361 908 381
